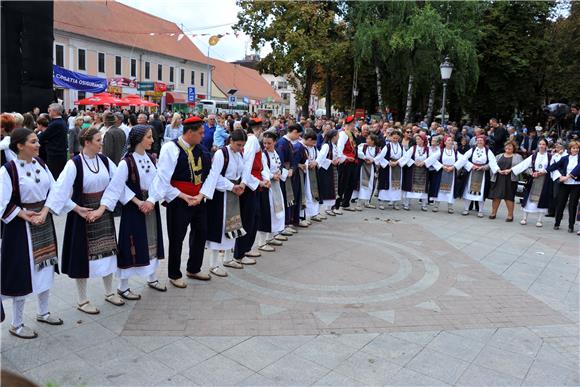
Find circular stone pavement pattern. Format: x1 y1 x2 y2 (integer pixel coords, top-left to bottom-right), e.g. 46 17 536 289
123 214 570 337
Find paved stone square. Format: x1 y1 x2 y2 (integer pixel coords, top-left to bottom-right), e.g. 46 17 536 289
1 203 579 386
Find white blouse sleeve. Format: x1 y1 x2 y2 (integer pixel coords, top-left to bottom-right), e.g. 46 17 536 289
375 146 388 168
454 149 472 171
317 144 331 170
425 149 440 169
0 166 19 223
511 155 532 176
261 152 271 181
149 142 180 203
200 149 233 199
487 151 500 174
101 159 130 211
45 159 77 216
357 144 365 159
336 132 347 163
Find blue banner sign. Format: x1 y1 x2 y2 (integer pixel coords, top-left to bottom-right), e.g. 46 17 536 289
52 65 107 92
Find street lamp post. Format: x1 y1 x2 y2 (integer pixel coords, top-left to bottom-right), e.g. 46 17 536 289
440 56 454 127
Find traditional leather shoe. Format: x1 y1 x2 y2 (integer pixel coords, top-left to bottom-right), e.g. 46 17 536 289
274 234 288 241
343 206 356 212
9 325 37 339
281 229 293 236
105 293 125 306
379 204 385 210
393 204 401 210
186 271 211 281
268 239 283 246
224 260 244 269
147 280 167 292
245 249 262 257
520 219 527 225
298 220 309 227
36 313 63 326
365 203 376 209
259 244 275 252
117 288 141 300
238 257 256 265
77 301 100 314
169 278 187 288
319 214 327 220
311 215 323 222
477 212 484 218
333 208 343 215
461 210 469 216
535 221 543 228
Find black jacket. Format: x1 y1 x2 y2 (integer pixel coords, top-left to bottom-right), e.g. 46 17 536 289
149 119 164 154
37 117 68 158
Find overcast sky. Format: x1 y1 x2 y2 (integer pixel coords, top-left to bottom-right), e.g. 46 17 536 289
118 0 263 62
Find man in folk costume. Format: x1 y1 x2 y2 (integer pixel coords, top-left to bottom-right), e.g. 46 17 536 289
302 130 324 222
291 133 311 227
233 118 270 263
150 116 213 289
335 116 359 213
276 124 303 234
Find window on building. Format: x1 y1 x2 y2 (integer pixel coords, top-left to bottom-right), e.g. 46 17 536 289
191 70 195 85
77 91 86 100
200 72 204 87
282 93 290 102
78 48 86 70
169 66 174 83
55 44 64 67
130 58 136 78
98 53 105 73
180 68 185 84
157 64 163 81
278 81 288 89
145 62 150 79
115 56 122 75
270 81 275 87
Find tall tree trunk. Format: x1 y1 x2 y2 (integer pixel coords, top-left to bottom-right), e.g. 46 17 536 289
404 75 414 124
374 56 384 113
425 80 436 125
301 64 314 119
325 71 332 118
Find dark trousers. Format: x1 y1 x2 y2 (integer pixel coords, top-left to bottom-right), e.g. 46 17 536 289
290 173 302 224
166 199 207 279
335 162 357 208
554 184 580 228
548 181 560 216
234 189 259 259
46 155 67 179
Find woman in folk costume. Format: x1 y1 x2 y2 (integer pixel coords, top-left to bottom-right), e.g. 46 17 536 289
92 125 166 300
302 130 323 222
429 135 459 213
316 129 340 217
353 134 380 209
203 129 249 277
256 131 287 252
0 129 63 339
376 130 404 210
546 140 580 232
511 138 552 227
401 133 436 211
291 134 311 227
426 135 442 209
488 140 523 222
46 127 123 314
454 135 499 218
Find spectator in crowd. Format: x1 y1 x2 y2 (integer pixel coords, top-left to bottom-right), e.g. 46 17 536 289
520 128 539 157
213 115 229 149
149 113 164 156
490 118 508 154
0 113 16 164
164 113 182 142
38 103 68 177
101 113 126 165
68 117 83 157
35 115 50 161
202 114 217 151
22 113 36 130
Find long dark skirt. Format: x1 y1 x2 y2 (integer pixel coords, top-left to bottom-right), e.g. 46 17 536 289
318 165 336 201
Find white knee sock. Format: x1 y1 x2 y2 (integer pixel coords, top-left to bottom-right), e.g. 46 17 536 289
119 278 129 292
464 200 470 211
479 201 485 212
403 197 410 206
209 250 219 268
76 278 88 304
537 214 543 222
257 231 267 247
37 290 50 316
11 297 26 327
225 249 234 262
103 274 114 295
147 273 156 282
522 212 528 221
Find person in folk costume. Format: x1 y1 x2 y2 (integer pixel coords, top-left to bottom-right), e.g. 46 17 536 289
301 129 324 223
546 141 567 217
233 118 270 262
256 131 287 251
335 116 359 213
0 129 63 339
376 130 404 210
426 136 442 209
45 128 123 314
204 129 248 276
1 113 17 166
454 135 500 218
400 133 437 211
488 140 523 222
91 125 166 301
291 131 311 227
546 140 580 232
316 129 340 217
149 116 212 289
429 135 459 214
353 134 381 209
511 138 553 227
275 124 303 234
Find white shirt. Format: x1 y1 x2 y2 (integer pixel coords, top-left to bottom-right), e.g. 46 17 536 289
0 136 16 162
200 146 243 199
454 146 499 174
240 134 262 191
150 138 186 203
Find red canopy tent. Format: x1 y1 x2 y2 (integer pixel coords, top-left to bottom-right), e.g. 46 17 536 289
122 94 158 107
74 92 127 106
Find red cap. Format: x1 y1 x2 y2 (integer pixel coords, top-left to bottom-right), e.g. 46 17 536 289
183 116 203 125
345 115 355 124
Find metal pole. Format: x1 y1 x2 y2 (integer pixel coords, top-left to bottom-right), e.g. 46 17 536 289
441 81 447 127
207 46 211 99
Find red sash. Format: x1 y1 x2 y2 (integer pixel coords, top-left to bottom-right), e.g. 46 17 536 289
251 150 263 180
171 180 201 196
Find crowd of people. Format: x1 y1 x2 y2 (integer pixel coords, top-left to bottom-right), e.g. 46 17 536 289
0 102 579 339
